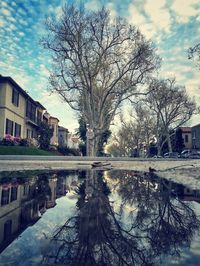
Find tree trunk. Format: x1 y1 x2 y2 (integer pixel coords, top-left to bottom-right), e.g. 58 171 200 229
157 144 161 156
166 131 173 153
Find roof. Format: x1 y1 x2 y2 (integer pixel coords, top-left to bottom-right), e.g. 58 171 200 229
58 126 69 132
179 127 192 132
0 75 36 104
49 116 60 122
35 101 46 110
192 123 200 129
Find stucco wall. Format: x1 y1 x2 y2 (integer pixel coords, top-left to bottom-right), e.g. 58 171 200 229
182 132 192 149
49 118 59 145
4 109 25 138
4 82 26 117
192 126 200 149
0 83 6 106
0 82 26 138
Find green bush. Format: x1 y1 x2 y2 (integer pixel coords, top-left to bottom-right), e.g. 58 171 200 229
58 146 80 156
19 138 29 147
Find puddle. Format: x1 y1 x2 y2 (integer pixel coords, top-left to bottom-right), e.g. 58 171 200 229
0 169 200 265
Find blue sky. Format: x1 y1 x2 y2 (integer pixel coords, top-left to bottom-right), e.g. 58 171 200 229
0 0 200 131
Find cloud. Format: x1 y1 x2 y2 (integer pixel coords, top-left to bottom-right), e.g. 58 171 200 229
0 19 4 27
18 31 25 37
1 8 11 16
144 0 171 33
128 4 146 26
171 0 200 23
85 0 101 11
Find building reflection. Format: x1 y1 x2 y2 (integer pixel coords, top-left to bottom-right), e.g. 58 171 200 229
0 172 76 253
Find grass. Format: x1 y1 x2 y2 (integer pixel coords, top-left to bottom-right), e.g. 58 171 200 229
0 145 56 156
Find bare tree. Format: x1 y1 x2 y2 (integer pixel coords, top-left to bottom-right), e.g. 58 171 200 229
109 105 156 157
188 43 200 68
145 78 196 155
42 5 159 156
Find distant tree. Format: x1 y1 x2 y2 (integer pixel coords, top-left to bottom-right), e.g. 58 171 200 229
106 141 121 157
78 142 86 156
111 105 156 157
146 78 196 155
37 122 53 150
42 4 159 156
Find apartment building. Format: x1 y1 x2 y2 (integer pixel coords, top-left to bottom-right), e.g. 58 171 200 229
0 76 63 146
0 76 46 139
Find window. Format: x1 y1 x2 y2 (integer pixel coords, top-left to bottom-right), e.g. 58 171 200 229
11 187 18 202
26 101 36 122
37 110 42 125
5 119 13 135
51 124 55 131
23 185 29 195
1 188 10 206
185 135 188 143
12 88 19 106
27 129 31 138
14 123 21 137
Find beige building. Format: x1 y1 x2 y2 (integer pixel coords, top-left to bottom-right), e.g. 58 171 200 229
0 76 45 139
179 127 192 150
58 126 69 146
49 116 60 145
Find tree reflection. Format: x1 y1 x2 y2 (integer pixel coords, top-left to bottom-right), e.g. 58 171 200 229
43 170 200 266
43 170 154 266
112 170 200 257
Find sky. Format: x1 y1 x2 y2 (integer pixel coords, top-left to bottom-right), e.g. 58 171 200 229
0 0 200 132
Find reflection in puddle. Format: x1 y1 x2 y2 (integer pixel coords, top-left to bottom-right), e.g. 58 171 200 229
0 170 200 265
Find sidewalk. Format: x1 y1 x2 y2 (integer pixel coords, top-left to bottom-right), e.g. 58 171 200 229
1 156 200 189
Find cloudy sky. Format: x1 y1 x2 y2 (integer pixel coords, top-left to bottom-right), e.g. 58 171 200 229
0 0 200 131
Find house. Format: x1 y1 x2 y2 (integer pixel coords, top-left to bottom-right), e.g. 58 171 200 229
49 116 60 146
0 76 46 139
179 127 192 150
192 124 200 150
0 75 63 146
58 126 69 146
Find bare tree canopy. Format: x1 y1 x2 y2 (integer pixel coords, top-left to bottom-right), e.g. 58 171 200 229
42 4 160 156
109 105 156 157
188 43 200 68
145 78 196 154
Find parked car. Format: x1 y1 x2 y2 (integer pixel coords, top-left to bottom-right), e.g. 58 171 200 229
153 155 163 158
164 152 179 158
180 149 191 158
188 153 200 159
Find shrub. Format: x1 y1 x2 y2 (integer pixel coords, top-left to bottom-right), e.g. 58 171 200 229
14 137 21 145
19 138 29 147
0 135 14 146
58 145 80 156
37 122 53 150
